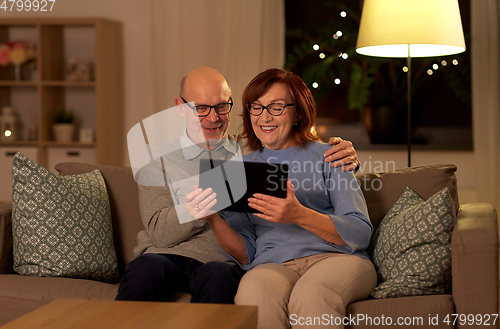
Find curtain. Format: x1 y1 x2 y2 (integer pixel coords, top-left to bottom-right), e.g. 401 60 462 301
471 0 500 211
149 0 285 141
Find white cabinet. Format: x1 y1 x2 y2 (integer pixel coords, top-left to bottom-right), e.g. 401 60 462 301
47 148 96 173
0 147 37 202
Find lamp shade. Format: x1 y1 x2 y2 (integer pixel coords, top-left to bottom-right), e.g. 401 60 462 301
356 0 466 58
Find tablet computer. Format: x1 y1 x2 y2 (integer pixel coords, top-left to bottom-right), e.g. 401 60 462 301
199 158 288 213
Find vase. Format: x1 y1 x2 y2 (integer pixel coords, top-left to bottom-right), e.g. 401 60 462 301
53 124 75 143
14 65 21 81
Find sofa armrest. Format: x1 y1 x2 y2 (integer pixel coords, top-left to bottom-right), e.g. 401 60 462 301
0 201 13 274
452 203 498 320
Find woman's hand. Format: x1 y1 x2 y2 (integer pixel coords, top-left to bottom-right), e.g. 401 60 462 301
184 185 217 219
248 179 305 224
249 179 347 245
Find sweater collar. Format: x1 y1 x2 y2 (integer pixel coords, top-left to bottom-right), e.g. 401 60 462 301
179 130 238 160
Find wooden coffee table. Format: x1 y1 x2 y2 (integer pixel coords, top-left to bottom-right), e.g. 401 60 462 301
1 299 258 329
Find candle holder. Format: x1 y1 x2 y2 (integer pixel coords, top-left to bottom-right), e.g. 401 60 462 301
0 106 18 141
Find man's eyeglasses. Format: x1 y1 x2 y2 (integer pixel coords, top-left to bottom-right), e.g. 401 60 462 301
181 97 233 117
247 103 294 116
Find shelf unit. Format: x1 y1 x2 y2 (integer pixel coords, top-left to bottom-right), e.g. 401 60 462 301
0 18 123 201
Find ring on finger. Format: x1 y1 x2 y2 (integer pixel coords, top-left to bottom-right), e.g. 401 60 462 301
195 204 200 212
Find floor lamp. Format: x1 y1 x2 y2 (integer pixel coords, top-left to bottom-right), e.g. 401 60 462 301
355 0 466 167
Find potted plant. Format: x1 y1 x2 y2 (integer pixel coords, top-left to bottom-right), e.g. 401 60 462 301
53 108 75 142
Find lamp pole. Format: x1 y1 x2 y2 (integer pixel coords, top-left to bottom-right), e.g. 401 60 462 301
407 45 412 167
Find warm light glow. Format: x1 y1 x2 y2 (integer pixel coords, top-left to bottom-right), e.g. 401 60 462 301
355 0 466 58
313 44 320 51
402 66 409 73
433 64 439 70
316 125 327 136
427 69 434 75
334 78 341 85
452 59 459 65
341 53 349 59
336 31 343 37
340 11 347 17
4 129 11 137
357 44 465 58
319 53 326 59
441 60 448 66
333 34 339 40
312 82 319 89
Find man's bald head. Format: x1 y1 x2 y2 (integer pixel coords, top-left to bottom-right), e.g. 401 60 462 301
180 67 232 100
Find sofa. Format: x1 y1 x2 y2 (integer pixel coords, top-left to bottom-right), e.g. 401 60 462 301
0 162 498 328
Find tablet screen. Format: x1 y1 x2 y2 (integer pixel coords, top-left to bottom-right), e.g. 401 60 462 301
199 158 288 213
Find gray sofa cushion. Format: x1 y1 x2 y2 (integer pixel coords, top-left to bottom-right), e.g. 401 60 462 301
11 153 119 282
369 187 456 298
55 163 143 274
355 164 458 230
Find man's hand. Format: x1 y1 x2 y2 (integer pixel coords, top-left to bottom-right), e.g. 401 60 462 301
324 137 358 171
184 185 217 219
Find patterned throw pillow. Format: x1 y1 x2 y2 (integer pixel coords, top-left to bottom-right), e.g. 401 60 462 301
369 187 457 298
11 153 120 282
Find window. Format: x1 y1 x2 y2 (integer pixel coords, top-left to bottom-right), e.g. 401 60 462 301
285 0 472 150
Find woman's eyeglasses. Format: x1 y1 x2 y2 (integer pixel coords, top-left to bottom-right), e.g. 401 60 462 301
247 103 294 116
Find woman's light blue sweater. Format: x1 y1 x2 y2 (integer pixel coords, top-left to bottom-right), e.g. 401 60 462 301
220 141 372 270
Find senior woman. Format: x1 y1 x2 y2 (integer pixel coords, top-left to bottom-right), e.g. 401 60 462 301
188 68 376 329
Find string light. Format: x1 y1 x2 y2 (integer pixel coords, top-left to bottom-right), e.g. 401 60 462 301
441 60 448 66
340 11 347 17
319 53 325 59
312 82 319 88
4 129 11 137
427 69 434 75
336 31 343 37
313 44 320 51
334 78 341 85
452 59 459 65
402 66 409 73
341 53 348 59
432 64 439 70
